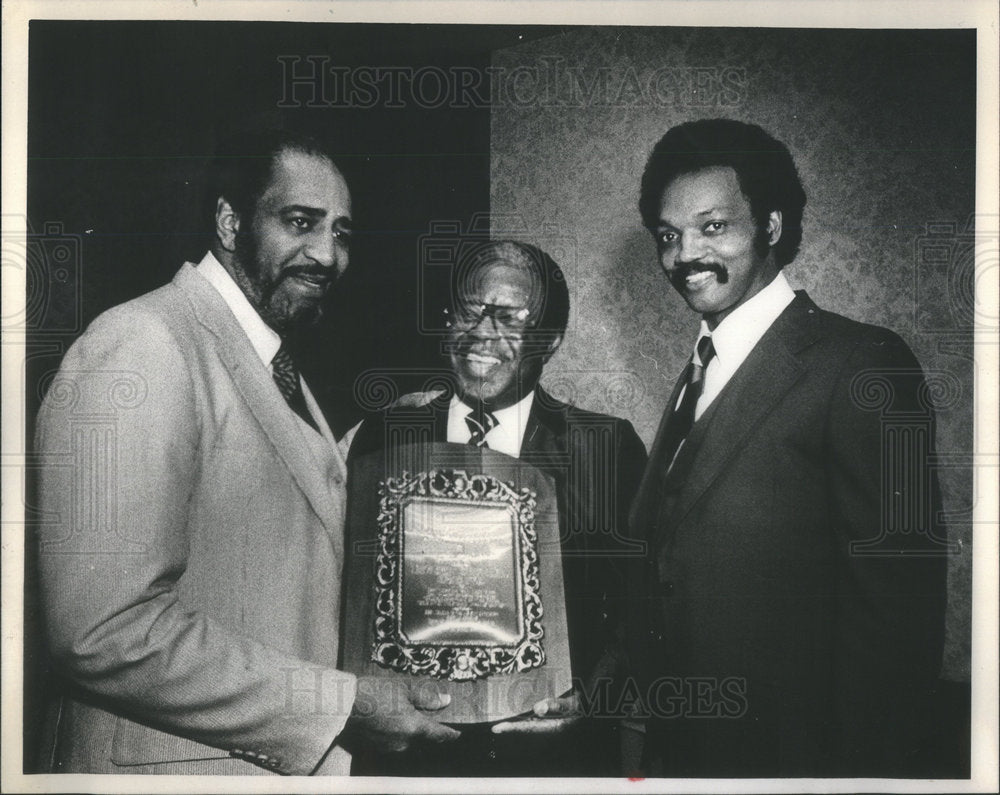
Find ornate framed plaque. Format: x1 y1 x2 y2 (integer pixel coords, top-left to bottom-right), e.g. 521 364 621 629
372 470 544 681
344 442 572 724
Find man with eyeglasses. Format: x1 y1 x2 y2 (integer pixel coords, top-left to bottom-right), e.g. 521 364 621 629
348 239 648 776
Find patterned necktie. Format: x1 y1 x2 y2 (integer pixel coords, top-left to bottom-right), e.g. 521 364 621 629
271 345 319 432
465 409 498 448
660 334 716 469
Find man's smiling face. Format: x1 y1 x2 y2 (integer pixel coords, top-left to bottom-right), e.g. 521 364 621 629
655 165 780 330
447 260 554 410
232 149 352 333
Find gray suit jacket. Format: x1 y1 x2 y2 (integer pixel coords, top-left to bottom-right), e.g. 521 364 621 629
35 263 357 775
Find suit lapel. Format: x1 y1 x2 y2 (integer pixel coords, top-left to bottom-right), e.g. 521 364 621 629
630 368 688 534
522 388 566 461
434 401 449 443
174 264 341 536
666 292 822 531
303 382 346 479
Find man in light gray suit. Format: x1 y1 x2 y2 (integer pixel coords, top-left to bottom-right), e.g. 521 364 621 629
34 129 458 775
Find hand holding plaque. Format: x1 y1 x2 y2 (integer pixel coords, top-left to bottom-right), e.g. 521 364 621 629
338 676 460 754
491 690 583 735
492 640 623 735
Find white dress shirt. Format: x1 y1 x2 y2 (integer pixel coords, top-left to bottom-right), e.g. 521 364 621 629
446 390 535 458
196 251 328 436
679 271 796 420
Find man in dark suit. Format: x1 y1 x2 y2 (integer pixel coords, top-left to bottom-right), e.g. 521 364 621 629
629 119 949 777
34 129 458 775
349 239 648 775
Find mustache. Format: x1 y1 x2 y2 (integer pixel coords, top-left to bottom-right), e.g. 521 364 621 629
260 266 336 302
279 265 336 283
668 261 730 285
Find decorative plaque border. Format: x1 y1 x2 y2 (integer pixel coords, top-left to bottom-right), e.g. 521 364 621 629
371 469 545 681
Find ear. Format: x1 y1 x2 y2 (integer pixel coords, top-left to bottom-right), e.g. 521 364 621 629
766 210 783 247
541 332 564 363
215 196 241 252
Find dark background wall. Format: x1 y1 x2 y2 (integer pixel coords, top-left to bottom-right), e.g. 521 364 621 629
489 27 975 683
26 21 579 436
22 19 569 769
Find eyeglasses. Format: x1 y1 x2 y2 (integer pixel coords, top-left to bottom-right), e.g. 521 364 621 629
444 303 534 332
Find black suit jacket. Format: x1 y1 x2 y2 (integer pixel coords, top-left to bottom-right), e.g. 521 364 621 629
348 385 648 775
629 291 949 777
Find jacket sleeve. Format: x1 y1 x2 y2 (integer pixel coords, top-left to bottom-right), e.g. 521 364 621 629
35 307 356 775
615 420 651 538
586 419 648 691
824 328 948 775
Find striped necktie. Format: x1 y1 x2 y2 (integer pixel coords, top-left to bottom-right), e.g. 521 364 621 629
661 334 716 468
271 344 319 432
465 410 498 448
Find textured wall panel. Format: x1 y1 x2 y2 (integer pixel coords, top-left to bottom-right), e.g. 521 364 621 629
490 27 976 680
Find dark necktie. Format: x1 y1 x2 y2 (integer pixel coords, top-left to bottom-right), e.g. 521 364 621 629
465 410 498 448
660 334 716 469
271 345 320 432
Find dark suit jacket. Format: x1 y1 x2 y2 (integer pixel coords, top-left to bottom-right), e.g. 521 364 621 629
629 291 948 778
348 385 648 775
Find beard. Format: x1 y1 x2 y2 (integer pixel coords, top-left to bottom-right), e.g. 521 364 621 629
233 229 326 333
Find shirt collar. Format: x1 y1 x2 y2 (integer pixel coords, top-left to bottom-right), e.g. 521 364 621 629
449 389 536 457
695 271 795 366
196 251 281 368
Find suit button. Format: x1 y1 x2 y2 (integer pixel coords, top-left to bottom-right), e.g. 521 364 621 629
662 580 675 595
